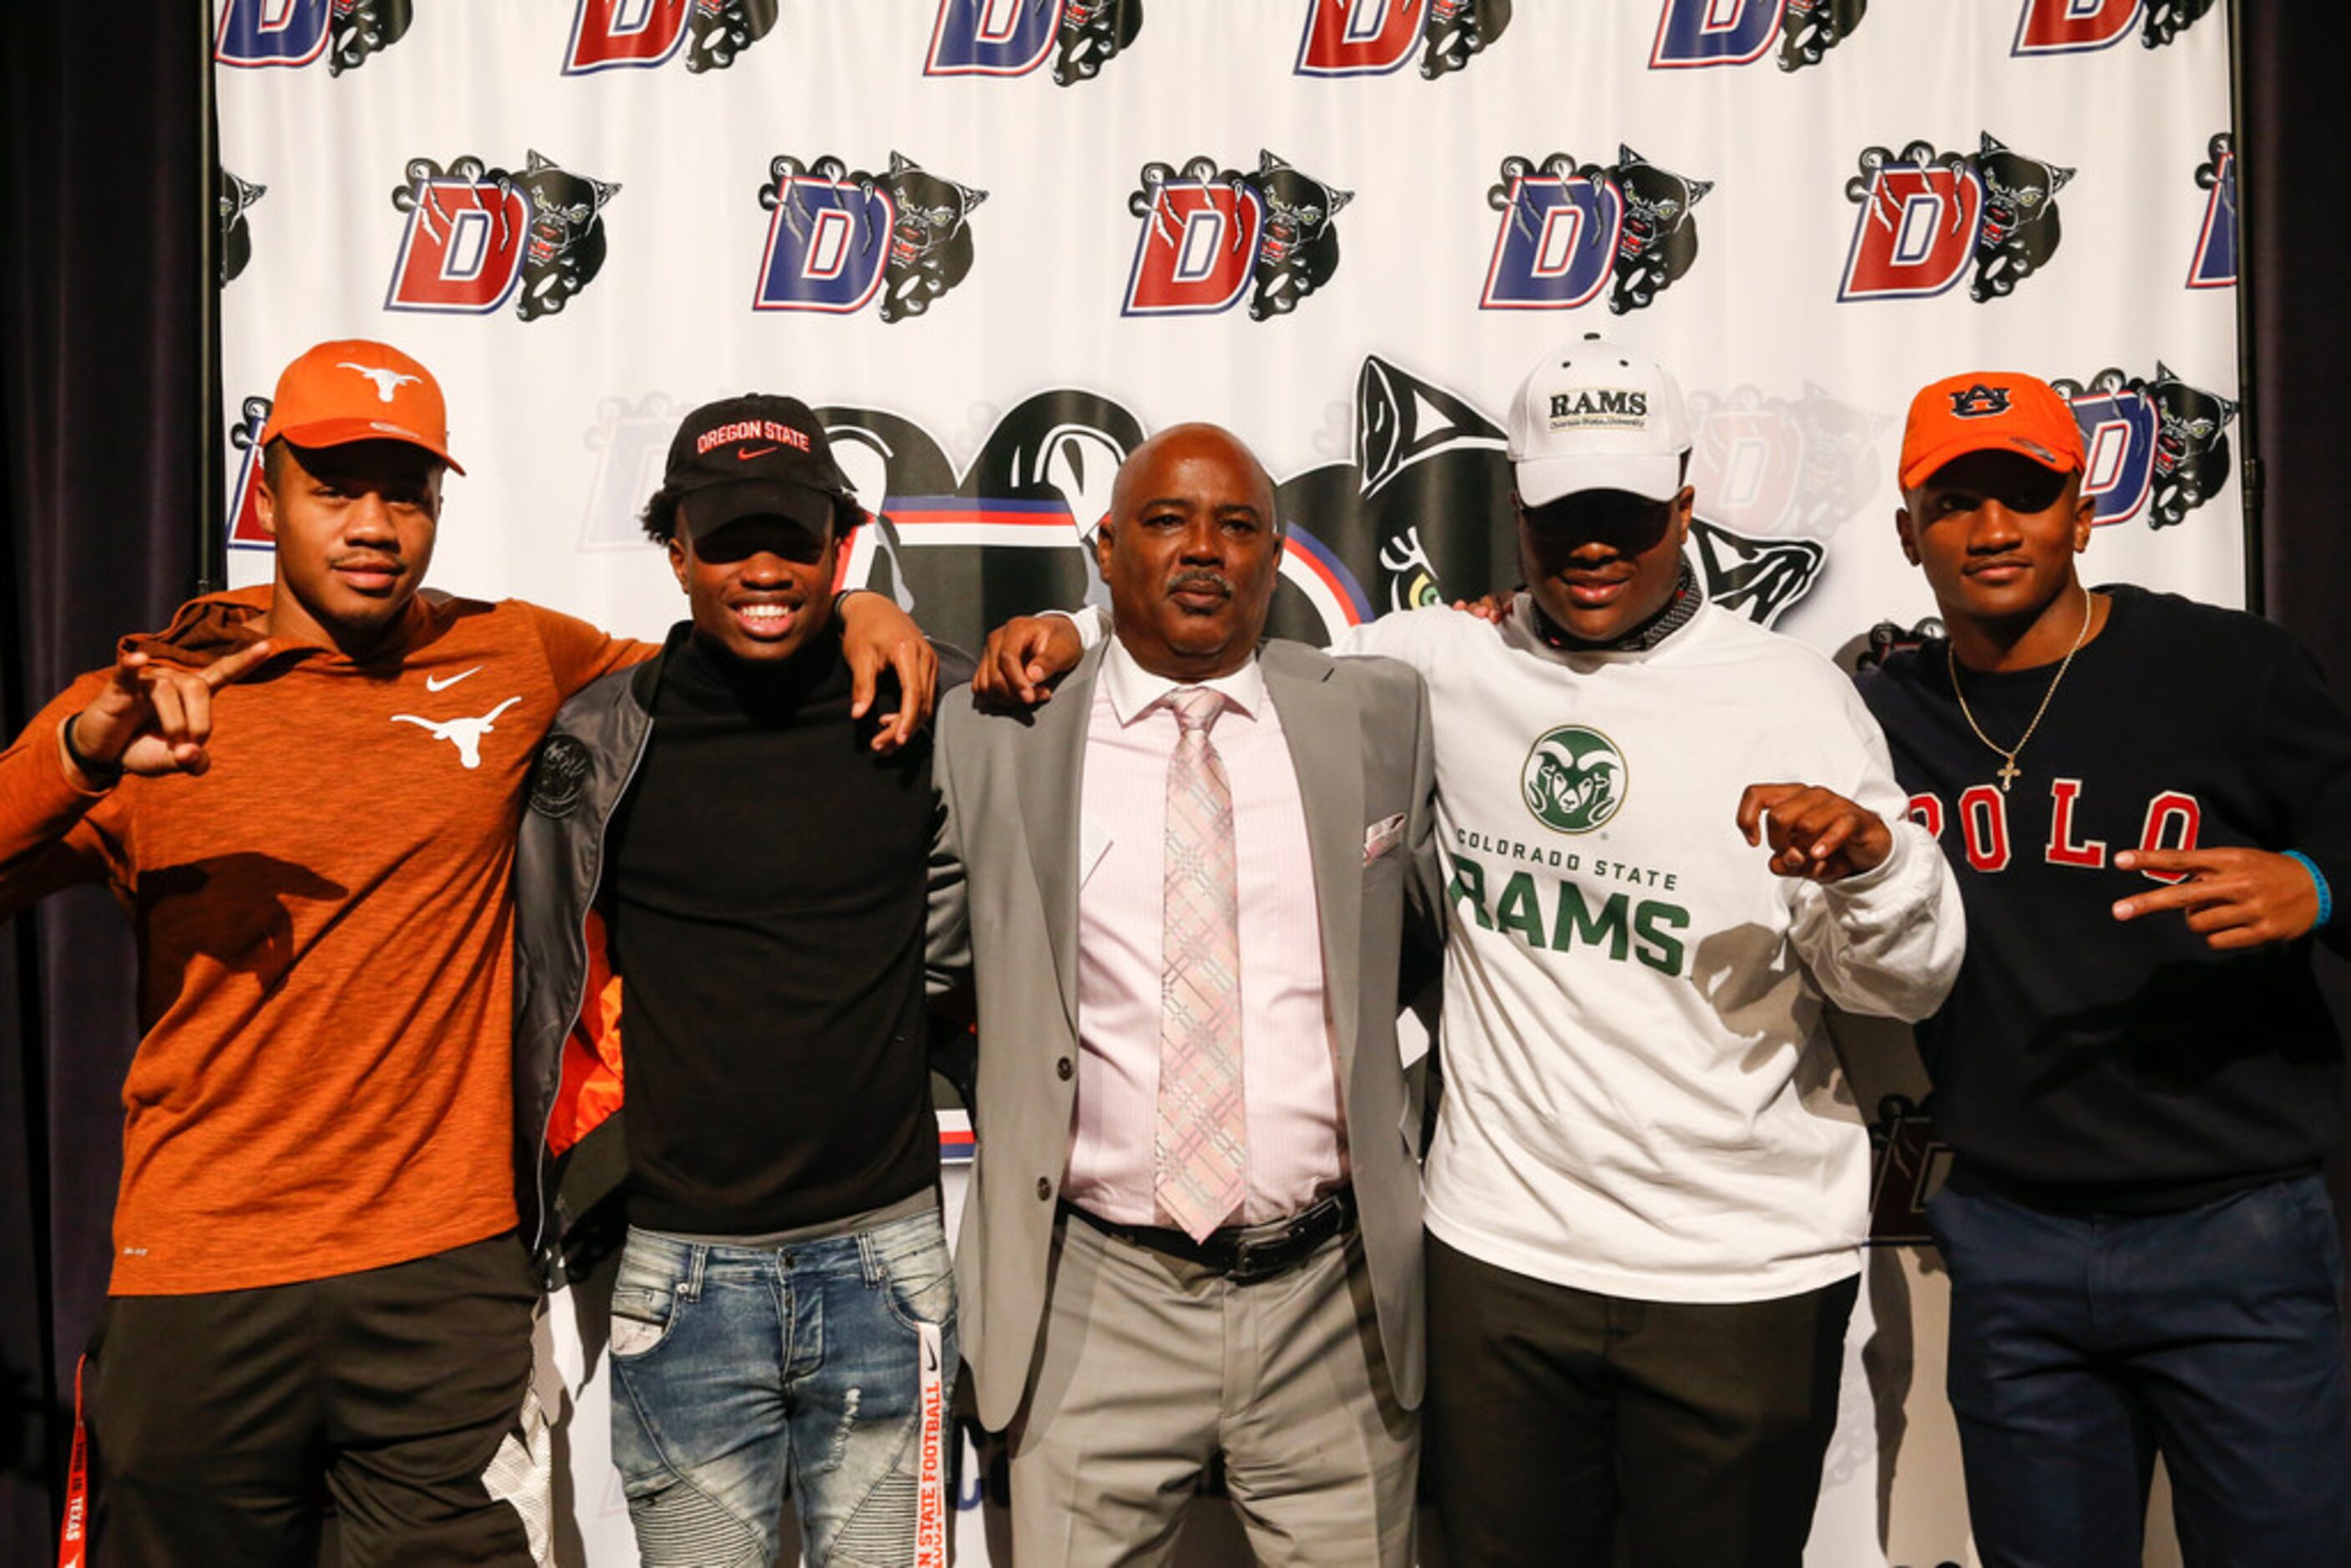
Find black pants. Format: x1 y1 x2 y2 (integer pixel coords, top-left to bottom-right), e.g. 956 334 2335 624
88 1231 539 1567
1425 1232 1858 1568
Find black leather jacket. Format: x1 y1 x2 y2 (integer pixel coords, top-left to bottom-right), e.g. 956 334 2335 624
509 626 970 1287
511 646 663 1287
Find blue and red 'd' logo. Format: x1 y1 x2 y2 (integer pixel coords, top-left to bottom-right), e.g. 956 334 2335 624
1648 0 1867 73
563 0 778 75
1124 154 1351 321
2187 133 2236 289
1686 382 1888 543
226 395 275 551
1295 0 1512 82
215 0 412 74
1838 136 2073 304
385 152 620 321
2011 0 2216 57
754 154 986 323
1481 149 1711 315
2054 364 2236 530
924 0 1145 84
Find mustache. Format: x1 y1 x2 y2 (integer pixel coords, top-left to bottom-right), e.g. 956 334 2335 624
1168 569 1231 597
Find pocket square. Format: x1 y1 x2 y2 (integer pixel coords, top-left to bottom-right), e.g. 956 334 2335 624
1363 812 1407 864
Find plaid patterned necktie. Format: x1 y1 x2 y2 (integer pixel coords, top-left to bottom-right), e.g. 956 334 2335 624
1155 687 1246 1242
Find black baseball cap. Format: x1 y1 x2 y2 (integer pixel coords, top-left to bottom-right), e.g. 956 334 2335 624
664 394 855 540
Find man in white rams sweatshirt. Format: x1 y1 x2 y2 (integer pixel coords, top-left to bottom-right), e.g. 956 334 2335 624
976 336 1964 1568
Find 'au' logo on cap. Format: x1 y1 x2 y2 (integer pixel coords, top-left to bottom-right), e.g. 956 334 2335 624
1949 384 2012 418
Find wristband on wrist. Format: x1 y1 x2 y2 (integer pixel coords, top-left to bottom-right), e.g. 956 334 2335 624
60 715 124 791
2285 850 2332 928
832 587 871 614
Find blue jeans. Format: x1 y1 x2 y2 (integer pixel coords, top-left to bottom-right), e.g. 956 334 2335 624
606 1210 959 1568
1929 1169 2351 1568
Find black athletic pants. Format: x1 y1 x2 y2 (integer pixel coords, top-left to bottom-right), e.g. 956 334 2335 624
87 1230 539 1567
1425 1232 1858 1568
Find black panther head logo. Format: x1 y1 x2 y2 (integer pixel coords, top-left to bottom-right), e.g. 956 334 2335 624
685 0 779 73
1788 382 1887 537
2136 362 2236 530
219 169 265 286
870 153 986 323
1420 0 1511 78
756 153 984 322
516 151 620 321
1128 153 1350 321
2141 0 2218 48
1777 0 1866 72
328 0 412 76
1241 152 1352 321
1054 0 1144 83
1609 146 1711 314
1969 134 2072 302
1686 518 1824 628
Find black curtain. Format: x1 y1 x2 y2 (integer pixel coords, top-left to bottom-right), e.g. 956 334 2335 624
2244 14 2351 1278
0 7 2344 1560
1 5 207 1560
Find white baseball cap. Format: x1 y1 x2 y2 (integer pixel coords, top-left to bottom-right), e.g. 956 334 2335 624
1506 333 1691 507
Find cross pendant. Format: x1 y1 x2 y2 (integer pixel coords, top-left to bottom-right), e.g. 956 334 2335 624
1995 758 2020 792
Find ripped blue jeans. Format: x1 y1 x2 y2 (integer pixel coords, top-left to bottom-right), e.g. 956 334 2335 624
606 1211 958 1568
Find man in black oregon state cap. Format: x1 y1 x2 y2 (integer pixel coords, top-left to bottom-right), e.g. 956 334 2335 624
511 395 970 1568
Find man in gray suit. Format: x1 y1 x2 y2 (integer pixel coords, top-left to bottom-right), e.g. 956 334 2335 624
927 423 1437 1565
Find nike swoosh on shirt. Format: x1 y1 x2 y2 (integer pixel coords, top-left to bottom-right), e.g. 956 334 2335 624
425 666 483 693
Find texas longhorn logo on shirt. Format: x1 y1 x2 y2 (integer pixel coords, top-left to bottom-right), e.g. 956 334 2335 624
392 697 523 770
1523 726 1628 834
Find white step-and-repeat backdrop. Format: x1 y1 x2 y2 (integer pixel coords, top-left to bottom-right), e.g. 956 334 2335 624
216 3 2240 1563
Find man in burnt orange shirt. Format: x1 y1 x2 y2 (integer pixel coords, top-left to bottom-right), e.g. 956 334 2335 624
0 341 933 1565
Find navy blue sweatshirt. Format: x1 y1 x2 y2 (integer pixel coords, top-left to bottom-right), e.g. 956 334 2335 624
1861 586 2351 1211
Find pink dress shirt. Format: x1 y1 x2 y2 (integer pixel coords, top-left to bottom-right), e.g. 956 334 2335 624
1061 638 1347 1227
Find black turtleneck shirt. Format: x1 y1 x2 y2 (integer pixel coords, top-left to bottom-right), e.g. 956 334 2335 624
604 626 938 1235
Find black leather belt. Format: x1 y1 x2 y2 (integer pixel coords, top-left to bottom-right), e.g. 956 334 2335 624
1063 1188 1356 1284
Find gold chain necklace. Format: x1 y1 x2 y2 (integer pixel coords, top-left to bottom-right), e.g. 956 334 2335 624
1947 586 2094 792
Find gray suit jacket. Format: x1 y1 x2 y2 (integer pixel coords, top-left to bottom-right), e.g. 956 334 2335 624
928 638 1438 1432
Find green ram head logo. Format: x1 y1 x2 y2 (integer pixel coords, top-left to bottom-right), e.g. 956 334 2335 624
1522 725 1627 833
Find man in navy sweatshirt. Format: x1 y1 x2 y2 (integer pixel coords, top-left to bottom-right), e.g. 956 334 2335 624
1862 370 2351 1568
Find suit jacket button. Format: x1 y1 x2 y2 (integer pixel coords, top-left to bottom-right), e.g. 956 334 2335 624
1035 1177 1053 1201
1056 1056 1074 1080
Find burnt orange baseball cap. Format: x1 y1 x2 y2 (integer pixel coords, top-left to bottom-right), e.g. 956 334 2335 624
1898 372 2082 492
255 339 464 474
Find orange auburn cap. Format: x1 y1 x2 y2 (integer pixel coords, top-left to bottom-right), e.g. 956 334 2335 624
255 339 465 475
1898 371 2082 493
